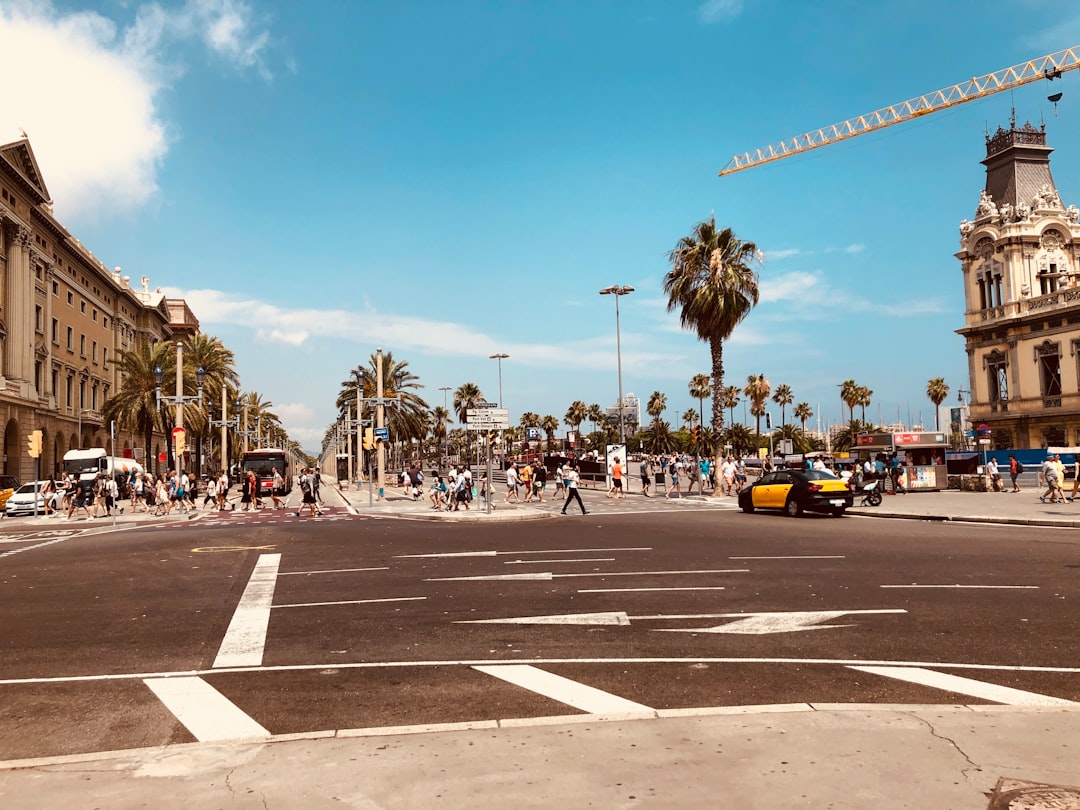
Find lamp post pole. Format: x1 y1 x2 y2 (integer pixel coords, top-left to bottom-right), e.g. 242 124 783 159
489 354 509 409
599 285 634 446
153 343 204 472
439 386 452 466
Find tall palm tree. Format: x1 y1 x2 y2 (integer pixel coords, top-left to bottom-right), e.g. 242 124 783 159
772 383 793 430
794 402 813 434
102 339 175 471
681 408 697 430
665 216 761 496
432 406 451 460
540 414 559 451
926 377 950 431
646 391 667 426
564 401 587 441
743 373 771 439
840 379 860 425
856 386 873 424
519 411 540 428
584 403 603 435
721 385 740 431
689 373 711 429
454 382 484 461
182 333 239 475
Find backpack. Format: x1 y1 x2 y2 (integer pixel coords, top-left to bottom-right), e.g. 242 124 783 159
1015 462 1024 474
300 477 311 494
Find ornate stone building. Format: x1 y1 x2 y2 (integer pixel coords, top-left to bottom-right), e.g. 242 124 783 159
956 118 1080 449
0 137 196 480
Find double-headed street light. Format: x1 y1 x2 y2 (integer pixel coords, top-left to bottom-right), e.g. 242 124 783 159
489 353 509 409
599 285 634 445
153 342 205 466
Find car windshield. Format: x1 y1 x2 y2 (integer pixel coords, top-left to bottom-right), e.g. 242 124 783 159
14 483 41 494
803 470 839 481
0 476 19 489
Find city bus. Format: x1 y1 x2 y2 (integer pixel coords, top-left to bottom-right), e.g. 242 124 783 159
241 448 292 497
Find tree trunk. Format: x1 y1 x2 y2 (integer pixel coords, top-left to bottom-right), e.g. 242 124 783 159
709 336 725 498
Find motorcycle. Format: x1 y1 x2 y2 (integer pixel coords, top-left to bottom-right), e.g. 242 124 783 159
855 479 882 507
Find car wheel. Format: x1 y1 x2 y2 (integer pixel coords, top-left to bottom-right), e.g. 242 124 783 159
830 507 846 517
741 501 755 513
784 497 803 518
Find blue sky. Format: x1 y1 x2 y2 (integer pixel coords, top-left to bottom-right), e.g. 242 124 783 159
3 0 1080 452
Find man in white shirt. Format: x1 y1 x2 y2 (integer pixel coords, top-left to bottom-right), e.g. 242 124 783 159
504 463 520 504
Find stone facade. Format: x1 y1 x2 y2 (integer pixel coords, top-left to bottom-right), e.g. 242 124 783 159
956 119 1080 450
0 138 195 480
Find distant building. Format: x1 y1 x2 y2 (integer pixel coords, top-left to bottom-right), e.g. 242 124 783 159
956 117 1080 450
0 137 197 478
605 392 640 432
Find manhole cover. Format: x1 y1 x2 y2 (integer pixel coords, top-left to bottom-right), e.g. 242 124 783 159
987 777 1080 809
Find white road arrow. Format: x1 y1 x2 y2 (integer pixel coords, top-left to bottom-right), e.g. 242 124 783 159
655 609 906 635
458 611 631 626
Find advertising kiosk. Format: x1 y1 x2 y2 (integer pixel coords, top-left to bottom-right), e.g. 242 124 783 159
852 432 950 491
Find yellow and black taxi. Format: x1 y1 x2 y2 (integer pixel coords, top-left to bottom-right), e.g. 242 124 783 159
738 469 853 517
0 475 20 511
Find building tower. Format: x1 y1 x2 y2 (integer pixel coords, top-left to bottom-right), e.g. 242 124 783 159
956 116 1080 449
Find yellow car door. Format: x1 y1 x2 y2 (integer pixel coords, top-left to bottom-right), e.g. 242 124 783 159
767 471 795 508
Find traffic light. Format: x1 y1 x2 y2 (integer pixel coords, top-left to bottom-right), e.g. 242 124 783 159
363 427 374 450
690 425 700 446
487 430 496 449
27 429 42 458
174 433 186 456
765 413 772 429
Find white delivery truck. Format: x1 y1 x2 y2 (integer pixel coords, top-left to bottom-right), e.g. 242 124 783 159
63 448 144 483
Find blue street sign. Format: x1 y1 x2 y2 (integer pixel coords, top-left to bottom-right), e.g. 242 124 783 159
374 427 389 441
963 430 975 438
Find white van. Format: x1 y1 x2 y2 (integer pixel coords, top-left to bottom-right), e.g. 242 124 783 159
62 449 144 483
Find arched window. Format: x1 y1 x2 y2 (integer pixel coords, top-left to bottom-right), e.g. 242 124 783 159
984 350 1008 402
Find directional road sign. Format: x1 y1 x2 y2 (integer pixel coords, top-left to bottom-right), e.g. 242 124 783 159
373 427 390 441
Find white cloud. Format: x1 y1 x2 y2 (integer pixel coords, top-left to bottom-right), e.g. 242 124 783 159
0 0 274 220
764 248 801 260
697 0 743 23
760 270 824 303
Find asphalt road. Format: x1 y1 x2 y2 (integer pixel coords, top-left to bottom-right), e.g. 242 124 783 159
1 507 1078 762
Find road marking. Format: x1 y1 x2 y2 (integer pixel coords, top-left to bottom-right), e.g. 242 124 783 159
273 596 427 609
7 656 1080 687
0 537 70 558
850 666 1078 706
729 555 845 560
427 569 750 582
473 665 654 714
212 553 280 668
880 584 1039 589
279 567 389 576
397 547 652 559
505 558 617 565
458 611 631 626
191 545 276 553
143 676 271 741
578 587 728 593
656 609 906 635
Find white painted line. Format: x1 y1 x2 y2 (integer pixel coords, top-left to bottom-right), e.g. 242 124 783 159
579 587 728 593
0 537 70 558
729 555 845 560
143 676 271 741
397 547 652 559
505 558 617 565
273 596 427 609
428 569 749 582
279 567 389 576
655 609 906 635
457 611 630 626
850 666 1078 707
880 585 1039 589
212 553 281 668
8 656 1080 687
473 664 654 714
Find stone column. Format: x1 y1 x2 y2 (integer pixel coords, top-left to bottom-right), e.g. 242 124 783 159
2 223 32 381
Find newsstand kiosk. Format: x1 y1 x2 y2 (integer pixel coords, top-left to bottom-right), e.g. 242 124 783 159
852 431 950 491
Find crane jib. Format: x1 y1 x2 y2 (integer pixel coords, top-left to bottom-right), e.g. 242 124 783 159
720 45 1080 176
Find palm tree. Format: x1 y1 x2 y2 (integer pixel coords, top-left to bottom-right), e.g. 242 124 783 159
743 373 771 439
794 402 813 434
856 385 873 424
646 390 667 426
453 382 484 461
564 400 587 440
721 385 740 431
182 333 239 475
519 411 540 429
680 408 697 429
665 216 761 496
432 406 451 460
586 403 605 434
102 340 175 472
772 383 793 430
642 419 675 454
689 373 711 430
840 379 860 425
540 414 559 451
926 378 950 431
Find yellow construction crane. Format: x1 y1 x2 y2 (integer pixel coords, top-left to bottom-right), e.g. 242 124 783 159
719 45 1080 177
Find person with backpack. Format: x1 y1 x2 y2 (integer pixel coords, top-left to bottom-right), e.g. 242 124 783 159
1008 455 1022 492
295 468 320 517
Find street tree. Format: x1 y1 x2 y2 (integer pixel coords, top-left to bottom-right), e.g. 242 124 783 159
926 377 950 431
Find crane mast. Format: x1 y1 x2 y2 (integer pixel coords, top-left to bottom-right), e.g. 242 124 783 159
719 45 1080 177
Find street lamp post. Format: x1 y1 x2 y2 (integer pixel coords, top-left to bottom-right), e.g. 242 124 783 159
207 394 241 473
439 386 452 466
599 285 634 445
489 354 509 409
153 342 205 469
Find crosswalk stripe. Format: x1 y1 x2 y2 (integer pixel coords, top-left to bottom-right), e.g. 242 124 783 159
144 676 271 741
213 553 280 668
473 664 654 714
849 666 1078 706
